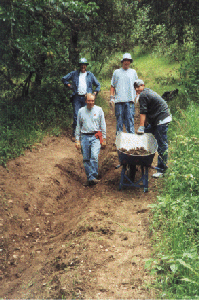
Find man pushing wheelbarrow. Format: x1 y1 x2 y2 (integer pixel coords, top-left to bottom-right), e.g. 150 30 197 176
134 79 172 178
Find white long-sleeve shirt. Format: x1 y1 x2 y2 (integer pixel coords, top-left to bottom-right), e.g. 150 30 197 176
75 105 106 141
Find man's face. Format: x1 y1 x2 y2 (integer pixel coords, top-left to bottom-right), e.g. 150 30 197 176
135 84 145 95
86 96 95 109
80 64 87 73
122 59 131 70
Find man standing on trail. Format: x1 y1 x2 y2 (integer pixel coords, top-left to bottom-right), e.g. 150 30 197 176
61 58 101 142
110 53 138 134
134 79 172 178
75 93 106 186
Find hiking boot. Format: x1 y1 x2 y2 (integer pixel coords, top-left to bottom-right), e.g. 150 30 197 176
83 181 91 187
89 179 100 185
83 179 100 187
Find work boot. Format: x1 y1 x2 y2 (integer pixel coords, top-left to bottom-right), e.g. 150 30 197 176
89 178 100 185
83 178 100 187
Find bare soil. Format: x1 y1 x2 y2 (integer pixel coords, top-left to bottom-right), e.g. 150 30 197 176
0 95 159 299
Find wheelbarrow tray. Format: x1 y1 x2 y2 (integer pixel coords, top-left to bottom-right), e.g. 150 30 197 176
115 132 158 191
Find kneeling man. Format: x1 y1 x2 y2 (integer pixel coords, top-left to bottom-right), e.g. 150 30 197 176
75 93 106 186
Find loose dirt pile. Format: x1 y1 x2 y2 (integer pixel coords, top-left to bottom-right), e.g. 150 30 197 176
0 95 158 299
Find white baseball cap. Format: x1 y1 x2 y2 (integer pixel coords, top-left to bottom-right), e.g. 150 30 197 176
134 79 145 87
121 53 133 62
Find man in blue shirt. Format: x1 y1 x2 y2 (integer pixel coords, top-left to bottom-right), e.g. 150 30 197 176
62 58 101 141
110 53 138 134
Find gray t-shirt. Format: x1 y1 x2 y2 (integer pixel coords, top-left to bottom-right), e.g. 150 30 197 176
111 68 138 103
139 88 170 126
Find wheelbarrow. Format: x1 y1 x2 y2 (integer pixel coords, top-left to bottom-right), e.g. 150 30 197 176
115 132 158 192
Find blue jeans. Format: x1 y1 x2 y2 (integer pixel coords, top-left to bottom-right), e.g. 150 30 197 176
144 124 169 170
115 102 135 133
81 134 101 181
72 95 86 136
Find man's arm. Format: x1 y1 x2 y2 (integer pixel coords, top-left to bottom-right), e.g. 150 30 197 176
140 114 147 126
137 113 146 134
100 109 106 149
100 109 106 140
92 74 101 94
110 85 115 101
75 111 82 150
61 71 73 86
75 111 82 142
110 85 115 97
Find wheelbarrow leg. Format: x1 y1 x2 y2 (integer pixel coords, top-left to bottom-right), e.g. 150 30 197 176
119 165 126 191
143 166 148 192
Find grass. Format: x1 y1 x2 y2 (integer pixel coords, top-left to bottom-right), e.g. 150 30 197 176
133 47 181 96
147 103 199 298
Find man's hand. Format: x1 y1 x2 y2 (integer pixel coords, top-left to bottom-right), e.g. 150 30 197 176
101 139 106 149
75 141 81 150
109 96 115 110
67 84 73 89
137 126 145 135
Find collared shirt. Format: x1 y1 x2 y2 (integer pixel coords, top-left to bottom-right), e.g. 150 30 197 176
111 68 138 103
62 70 100 96
78 72 87 95
75 105 106 141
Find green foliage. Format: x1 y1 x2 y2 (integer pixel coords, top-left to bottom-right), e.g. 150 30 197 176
180 48 199 103
138 0 199 46
0 76 72 165
148 103 199 298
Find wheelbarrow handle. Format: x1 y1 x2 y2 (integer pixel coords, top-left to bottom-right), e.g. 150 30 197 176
150 166 164 172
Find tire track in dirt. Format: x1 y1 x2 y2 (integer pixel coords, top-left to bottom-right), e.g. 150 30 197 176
0 95 158 299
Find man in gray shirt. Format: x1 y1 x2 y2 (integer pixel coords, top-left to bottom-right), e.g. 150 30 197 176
110 53 138 134
134 79 172 178
75 93 106 186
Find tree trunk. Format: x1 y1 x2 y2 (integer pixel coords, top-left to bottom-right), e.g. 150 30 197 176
69 27 79 67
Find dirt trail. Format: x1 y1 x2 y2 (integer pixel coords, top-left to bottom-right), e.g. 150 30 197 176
0 95 158 299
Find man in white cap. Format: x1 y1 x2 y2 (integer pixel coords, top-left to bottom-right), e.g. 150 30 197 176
62 58 101 142
110 53 138 134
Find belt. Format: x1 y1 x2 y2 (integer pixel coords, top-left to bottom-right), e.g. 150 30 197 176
115 101 134 104
78 94 86 97
82 132 96 135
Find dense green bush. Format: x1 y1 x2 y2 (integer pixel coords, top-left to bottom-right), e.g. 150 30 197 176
0 76 73 165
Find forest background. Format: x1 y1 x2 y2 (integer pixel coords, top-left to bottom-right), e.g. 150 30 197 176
0 0 199 298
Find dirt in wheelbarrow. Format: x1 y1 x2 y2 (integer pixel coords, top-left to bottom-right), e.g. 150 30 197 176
0 96 160 299
119 147 152 156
